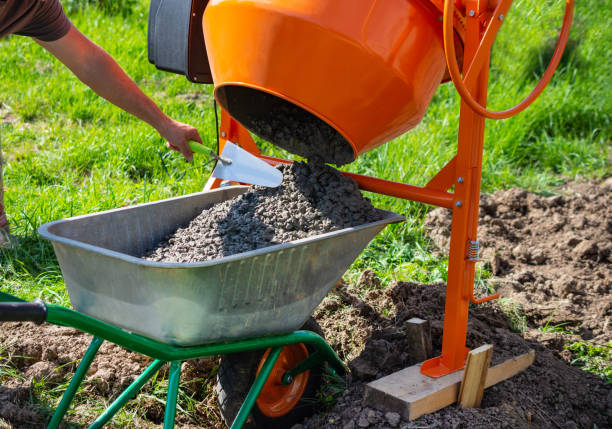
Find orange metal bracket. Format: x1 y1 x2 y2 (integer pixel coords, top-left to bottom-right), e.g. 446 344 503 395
470 291 499 304
460 0 514 89
425 156 457 192
218 109 261 155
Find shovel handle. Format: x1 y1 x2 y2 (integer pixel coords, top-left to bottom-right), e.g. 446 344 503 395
188 142 232 165
188 141 210 155
0 299 47 324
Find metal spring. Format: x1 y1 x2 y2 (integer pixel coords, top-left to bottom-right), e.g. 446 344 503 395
467 240 480 261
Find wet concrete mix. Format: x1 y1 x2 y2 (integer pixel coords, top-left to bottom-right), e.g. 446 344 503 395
217 86 355 166
143 161 382 263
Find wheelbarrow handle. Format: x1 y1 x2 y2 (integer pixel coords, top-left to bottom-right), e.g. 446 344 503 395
0 299 47 324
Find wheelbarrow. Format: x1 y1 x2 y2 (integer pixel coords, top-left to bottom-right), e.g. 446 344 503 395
0 186 404 428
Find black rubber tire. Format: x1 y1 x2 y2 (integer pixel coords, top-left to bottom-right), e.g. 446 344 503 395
216 318 325 428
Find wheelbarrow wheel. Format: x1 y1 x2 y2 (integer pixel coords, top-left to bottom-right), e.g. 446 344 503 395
217 318 325 428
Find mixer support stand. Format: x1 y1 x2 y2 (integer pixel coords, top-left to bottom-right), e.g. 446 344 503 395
422 0 499 377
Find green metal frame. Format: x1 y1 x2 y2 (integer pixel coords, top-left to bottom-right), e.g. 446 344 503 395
0 292 346 429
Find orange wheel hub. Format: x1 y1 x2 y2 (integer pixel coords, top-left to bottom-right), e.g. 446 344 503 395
256 344 310 418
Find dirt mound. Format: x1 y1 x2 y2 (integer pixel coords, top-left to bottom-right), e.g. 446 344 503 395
0 323 154 428
426 179 611 345
299 279 610 429
144 161 381 263
0 322 221 428
0 278 609 428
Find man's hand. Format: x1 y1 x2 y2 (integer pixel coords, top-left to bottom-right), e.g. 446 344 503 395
36 25 199 161
158 119 202 162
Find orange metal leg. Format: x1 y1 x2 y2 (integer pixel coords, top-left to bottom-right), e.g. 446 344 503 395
218 108 260 155
421 0 493 377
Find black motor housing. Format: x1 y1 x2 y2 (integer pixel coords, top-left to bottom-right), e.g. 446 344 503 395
147 0 212 84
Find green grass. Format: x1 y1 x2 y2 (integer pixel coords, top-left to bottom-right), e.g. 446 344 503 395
0 0 610 422
565 342 612 384
496 298 528 334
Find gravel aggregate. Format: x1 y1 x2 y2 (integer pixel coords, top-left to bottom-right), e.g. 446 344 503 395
218 85 355 166
143 161 382 263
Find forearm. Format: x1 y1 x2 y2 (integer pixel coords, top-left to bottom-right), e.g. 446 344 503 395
38 28 171 134
37 25 200 160
73 46 171 133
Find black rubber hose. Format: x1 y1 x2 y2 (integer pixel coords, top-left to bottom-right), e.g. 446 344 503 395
0 299 47 324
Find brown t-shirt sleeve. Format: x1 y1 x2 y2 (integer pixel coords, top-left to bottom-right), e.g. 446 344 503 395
15 0 71 42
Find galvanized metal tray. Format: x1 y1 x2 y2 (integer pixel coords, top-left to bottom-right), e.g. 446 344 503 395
39 187 404 346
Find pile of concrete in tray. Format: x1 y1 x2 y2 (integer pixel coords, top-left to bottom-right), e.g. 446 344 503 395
143 161 382 263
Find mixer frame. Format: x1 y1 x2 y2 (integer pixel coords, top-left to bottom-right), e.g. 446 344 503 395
204 0 574 378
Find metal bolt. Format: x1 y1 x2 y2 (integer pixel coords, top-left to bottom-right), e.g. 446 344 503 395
457 177 464 184
282 374 294 385
455 201 463 207
469 10 475 17
221 132 226 138
498 14 504 21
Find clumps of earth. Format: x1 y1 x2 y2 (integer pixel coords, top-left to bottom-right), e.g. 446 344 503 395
299 276 610 429
144 161 382 263
426 179 611 345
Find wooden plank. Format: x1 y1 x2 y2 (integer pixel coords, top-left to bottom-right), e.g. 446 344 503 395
484 349 535 388
364 363 463 421
458 344 493 408
364 349 535 421
404 318 433 362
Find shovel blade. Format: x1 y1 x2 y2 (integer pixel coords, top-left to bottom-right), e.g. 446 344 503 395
212 141 283 188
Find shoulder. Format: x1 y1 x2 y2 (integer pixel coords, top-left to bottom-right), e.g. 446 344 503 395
14 0 72 42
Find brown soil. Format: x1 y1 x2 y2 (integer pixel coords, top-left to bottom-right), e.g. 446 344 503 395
0 322 220 428
301 278 610 429
0 180 610 428
426 179 612 345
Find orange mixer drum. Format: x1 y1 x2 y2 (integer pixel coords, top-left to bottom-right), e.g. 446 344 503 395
203 0 448 165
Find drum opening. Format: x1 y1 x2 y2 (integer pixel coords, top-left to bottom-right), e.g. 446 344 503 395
216 85 355 166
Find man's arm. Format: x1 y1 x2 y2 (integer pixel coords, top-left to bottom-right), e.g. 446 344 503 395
36 25 199 161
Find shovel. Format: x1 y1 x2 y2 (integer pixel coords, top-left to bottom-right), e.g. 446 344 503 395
188 141 283 188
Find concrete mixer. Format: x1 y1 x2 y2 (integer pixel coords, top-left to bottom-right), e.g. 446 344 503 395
146 0 575 416
155 0 570 378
